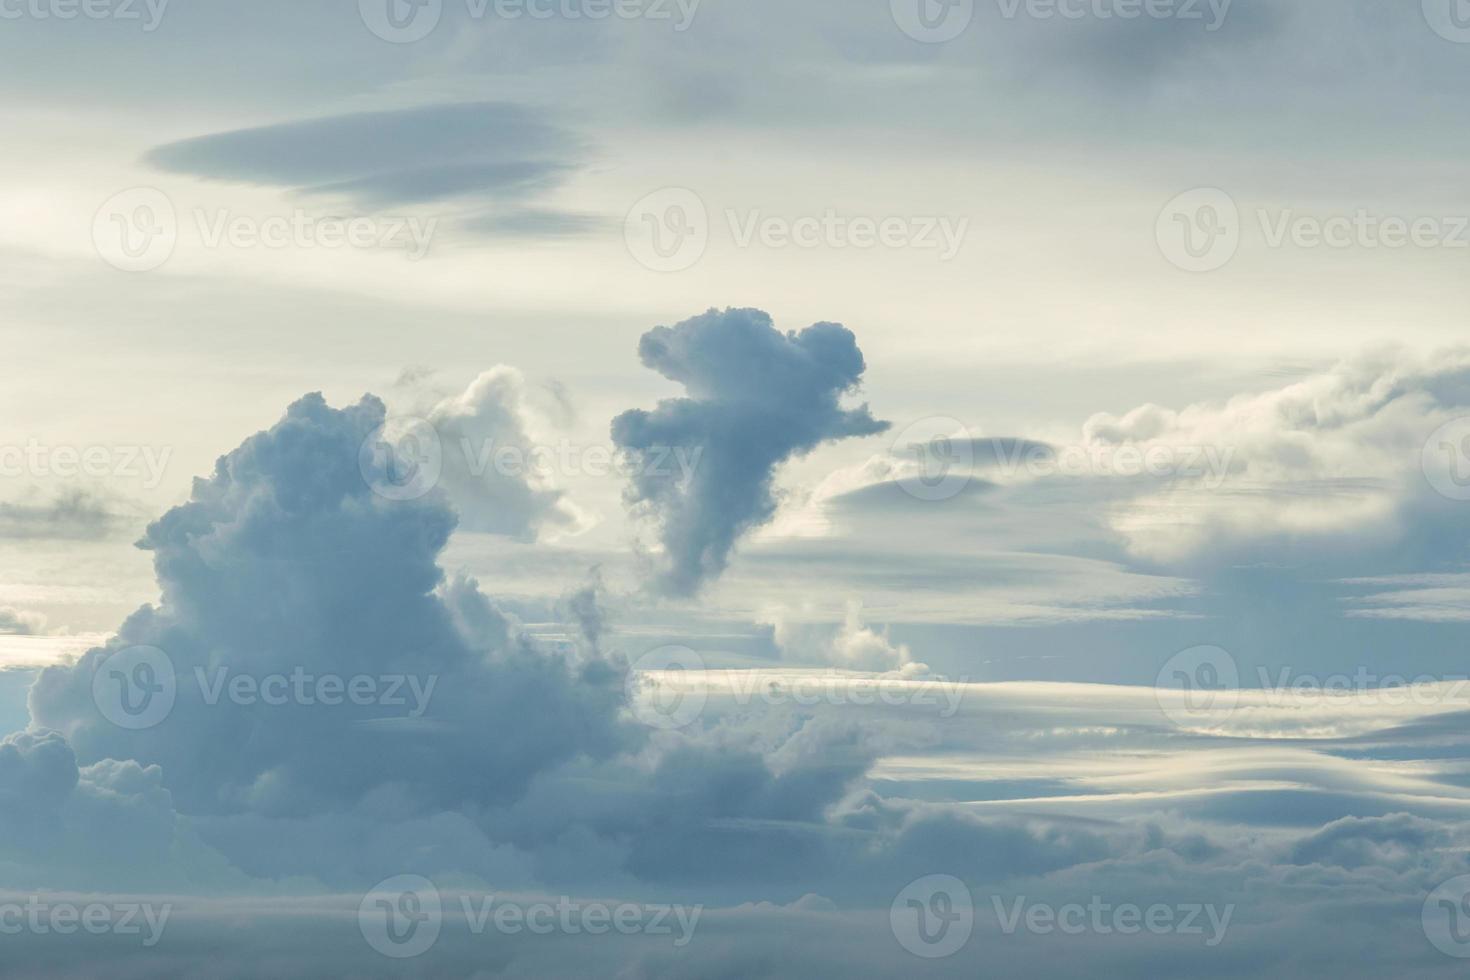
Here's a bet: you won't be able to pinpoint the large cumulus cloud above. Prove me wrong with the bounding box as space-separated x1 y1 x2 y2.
28 392 633 817
612 308 889 596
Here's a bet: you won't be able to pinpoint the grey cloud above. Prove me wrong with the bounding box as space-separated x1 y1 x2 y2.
28 392 633 818
0 488 131 540
612 308 889 596
424 366 587 540
0 608 45 636
145 102 583 210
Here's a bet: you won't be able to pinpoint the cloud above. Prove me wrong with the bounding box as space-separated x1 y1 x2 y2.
28 392 633 818
768 602 925 674
423 365 590 540
144 102 593 222
0 608 46 636
612 308 889 596
0 488 131 540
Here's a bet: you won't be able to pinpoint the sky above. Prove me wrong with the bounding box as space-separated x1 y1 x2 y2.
3 0 1470 976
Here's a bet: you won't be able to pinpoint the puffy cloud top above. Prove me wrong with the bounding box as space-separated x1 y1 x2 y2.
613 308 888 596
29 392 632 817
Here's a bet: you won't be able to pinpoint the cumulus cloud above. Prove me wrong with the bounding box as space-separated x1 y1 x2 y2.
28 392 633 819
612 308 889 596
424 365 590 540
768 602 925 675
1076 348 1470 566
